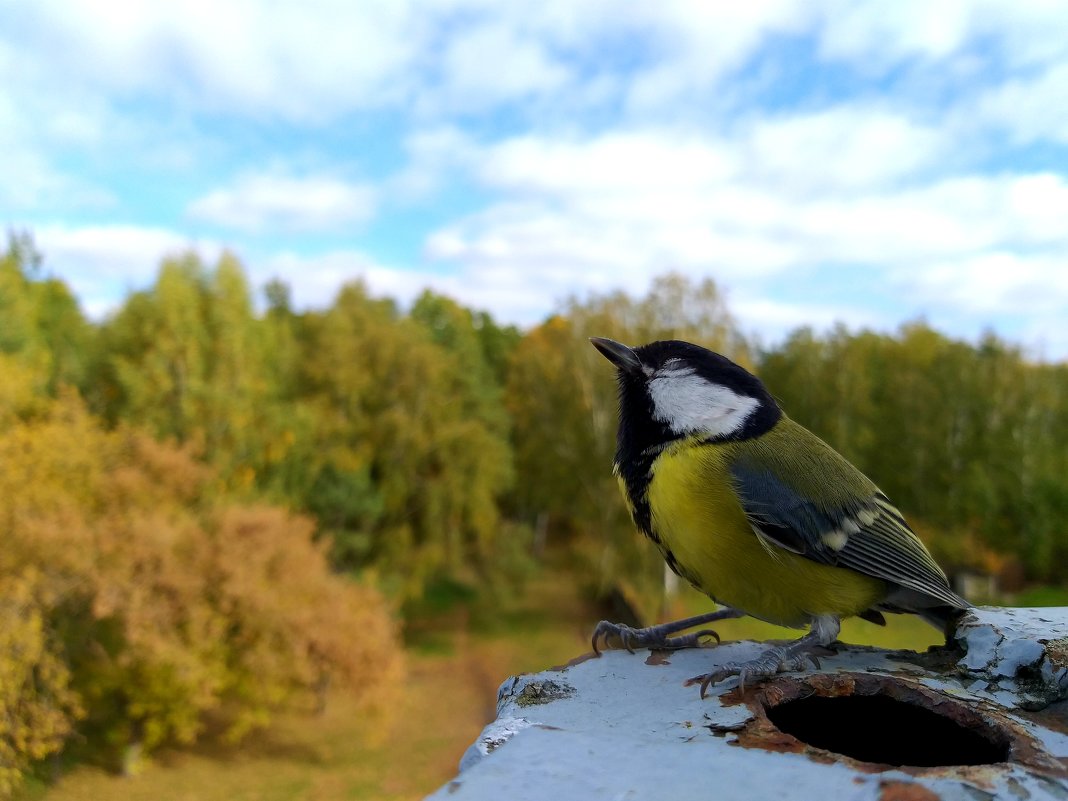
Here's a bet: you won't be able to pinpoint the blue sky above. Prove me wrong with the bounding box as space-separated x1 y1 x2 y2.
4 1 1068 356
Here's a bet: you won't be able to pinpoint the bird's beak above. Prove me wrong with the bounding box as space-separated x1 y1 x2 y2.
590 337 644 375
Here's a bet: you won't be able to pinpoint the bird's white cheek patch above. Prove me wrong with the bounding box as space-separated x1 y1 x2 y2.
648 369 760 437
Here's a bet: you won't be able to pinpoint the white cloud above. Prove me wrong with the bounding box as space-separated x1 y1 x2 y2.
477 131 739 193
972 62 1068 145
788 173 1068 264
887 255 1068 359
419 126 1068 344
7 0 1068 360
426 197 799 288
731 293 889 344
892 255 1068 316
621 0 815 112
187 175 376 233
0 145 79 213
0 53 212 212
817 0 973 64
1 1 614 123
817 0 1068 68
32 224 224 317
8 0 1068 129
0 95 114 213
471 106 952 208
390 126 479 201
5 1 418 122
426 21 572 112
742 108 949 193
259 248 558 323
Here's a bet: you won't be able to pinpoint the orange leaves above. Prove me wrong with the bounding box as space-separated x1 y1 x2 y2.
207 506 401 729
0 394 400 788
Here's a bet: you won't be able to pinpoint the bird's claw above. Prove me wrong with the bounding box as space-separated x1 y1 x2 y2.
688 628 723 647
685 648 822 698
591 621 638 654
591 621 721 655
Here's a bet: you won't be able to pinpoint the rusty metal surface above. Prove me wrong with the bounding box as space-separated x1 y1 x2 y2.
429 607 1068 801
721 673 1066 779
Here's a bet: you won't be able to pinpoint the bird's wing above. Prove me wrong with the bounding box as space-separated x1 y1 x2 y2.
728 457 966 609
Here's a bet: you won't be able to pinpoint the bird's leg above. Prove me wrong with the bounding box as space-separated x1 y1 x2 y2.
687 615 841 698
592 607 744 654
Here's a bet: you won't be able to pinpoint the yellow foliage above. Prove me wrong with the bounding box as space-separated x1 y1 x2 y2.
206 505 402 739
0 355 50 424
0 572 82 798
0 393 401 793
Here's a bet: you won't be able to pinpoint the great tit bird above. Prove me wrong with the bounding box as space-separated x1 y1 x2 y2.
589 337 968 694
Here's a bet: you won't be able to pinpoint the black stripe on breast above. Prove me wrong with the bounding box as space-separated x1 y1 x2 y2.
615 449 659 544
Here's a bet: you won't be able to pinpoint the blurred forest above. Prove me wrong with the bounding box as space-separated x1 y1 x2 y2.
3 231 1068 795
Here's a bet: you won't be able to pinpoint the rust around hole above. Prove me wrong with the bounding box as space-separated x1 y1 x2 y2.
719 672 1066 779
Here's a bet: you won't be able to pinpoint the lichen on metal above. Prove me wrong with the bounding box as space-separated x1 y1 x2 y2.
429 607 1068 801
509 678 576 707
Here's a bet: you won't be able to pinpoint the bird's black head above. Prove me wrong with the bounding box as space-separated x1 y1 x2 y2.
590 337 781 459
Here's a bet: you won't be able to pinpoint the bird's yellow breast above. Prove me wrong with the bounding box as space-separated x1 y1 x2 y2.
643 439 886 628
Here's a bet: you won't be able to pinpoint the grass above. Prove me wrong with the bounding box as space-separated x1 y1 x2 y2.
24 570 594 801
669 583 945 651
1012 585 1068 607
21 566 996 801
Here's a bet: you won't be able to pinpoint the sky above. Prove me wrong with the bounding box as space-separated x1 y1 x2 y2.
3 1 1068 357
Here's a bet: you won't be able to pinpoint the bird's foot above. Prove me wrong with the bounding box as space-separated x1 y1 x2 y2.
686 614 841 698
591 608 744 655
685 645 828 698
591 620 720 654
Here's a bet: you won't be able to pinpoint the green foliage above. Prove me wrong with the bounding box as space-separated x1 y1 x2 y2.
759 322 1068 582
1013 585 1068 607
98 252 279 493
409 290 512 439
0 232 93 395
294 283 514 598
98 263 521 603
0 232 42 355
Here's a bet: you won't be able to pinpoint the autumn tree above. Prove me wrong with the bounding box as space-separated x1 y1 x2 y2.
99 252 279 492
0 232 93 395
0 388 400 790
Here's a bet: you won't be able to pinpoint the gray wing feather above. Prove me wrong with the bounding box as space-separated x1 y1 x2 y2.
730 463 966 609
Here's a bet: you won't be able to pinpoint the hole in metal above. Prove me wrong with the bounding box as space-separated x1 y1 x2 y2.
766 693 1008 767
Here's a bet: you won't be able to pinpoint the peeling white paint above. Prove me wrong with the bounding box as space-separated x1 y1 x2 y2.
431 607 1068 801
458 716 535 772
955 606 1068 709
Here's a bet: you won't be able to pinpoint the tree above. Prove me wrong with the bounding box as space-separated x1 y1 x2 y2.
760 322 1068 584
0 390 401 786
101 252 278 492
0 231 93 395
296 283 515 598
